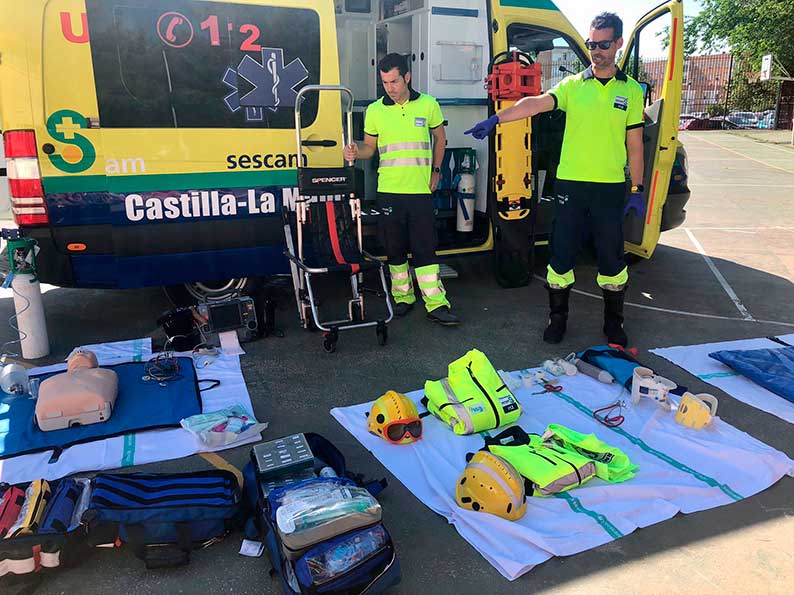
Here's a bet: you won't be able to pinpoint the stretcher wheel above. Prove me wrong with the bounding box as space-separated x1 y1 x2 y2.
376 322 388 346
323 329 339 353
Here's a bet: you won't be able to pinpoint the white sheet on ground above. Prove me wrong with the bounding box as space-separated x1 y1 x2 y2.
0 338 261 484
331 369 794 580
651 333 794 424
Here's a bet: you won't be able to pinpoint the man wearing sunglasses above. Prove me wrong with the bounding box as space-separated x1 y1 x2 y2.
465 12 644 347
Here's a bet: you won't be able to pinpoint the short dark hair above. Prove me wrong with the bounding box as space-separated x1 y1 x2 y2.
590 12 623 40
378 53 409 77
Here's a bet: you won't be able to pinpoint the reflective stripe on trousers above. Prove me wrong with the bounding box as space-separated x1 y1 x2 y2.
415 264 450 312
389 262 415 305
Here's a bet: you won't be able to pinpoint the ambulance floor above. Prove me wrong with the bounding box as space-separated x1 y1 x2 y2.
1 130 794 593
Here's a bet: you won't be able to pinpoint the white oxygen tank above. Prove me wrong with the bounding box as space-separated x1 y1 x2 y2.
11 273 50 360
456 173 476 233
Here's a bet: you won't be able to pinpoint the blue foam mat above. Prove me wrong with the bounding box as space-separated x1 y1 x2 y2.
0 358 201 460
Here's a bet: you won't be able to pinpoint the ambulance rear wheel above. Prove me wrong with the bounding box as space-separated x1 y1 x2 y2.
164 277 262 306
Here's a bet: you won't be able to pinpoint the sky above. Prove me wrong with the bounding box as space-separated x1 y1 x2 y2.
553 0 704 57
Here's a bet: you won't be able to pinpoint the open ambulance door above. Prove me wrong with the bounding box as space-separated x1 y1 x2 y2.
620 0 684 259
486 0 586 287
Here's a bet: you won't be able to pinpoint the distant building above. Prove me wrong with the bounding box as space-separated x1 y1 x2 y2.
643 53 732 114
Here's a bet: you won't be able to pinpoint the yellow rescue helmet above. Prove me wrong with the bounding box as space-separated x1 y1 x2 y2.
455 451 527 521
366 391 422 444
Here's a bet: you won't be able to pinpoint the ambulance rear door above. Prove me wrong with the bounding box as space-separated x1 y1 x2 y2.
620 0 684 258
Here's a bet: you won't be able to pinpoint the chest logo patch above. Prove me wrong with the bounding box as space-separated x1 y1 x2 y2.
614 96 628 111
414 117 427 127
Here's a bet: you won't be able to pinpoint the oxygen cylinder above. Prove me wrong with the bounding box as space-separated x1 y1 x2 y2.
5 236 49 360
456 173 476 233
11 273 50 360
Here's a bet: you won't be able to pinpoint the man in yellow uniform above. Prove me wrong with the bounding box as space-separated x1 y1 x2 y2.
344 53 460 326
465 12 644 346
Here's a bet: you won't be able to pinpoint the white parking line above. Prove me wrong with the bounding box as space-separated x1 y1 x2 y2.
684 227 755 321
532 275 794 328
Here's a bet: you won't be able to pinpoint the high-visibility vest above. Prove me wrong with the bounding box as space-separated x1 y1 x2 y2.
424 349 522 435
486 431 597 497
542 424 639 483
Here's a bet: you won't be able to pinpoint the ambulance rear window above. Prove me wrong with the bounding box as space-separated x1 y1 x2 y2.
86 0 321 129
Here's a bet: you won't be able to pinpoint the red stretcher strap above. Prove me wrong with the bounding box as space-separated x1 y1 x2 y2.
325 201 360 274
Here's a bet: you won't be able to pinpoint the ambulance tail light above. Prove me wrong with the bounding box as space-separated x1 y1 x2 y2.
3 130 49 225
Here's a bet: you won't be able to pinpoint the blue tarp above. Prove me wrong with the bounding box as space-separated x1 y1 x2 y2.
709 347 794 404
0 358 201 460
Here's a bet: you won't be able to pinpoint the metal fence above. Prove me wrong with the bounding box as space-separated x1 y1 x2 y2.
641 53 792 130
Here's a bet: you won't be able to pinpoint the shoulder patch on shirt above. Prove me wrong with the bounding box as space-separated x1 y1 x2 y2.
414 117 427 128
614 96 628 111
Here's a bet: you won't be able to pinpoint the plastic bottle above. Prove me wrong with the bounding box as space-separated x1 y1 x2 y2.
319 466 338 478
276 486 378 534
313 526 388 580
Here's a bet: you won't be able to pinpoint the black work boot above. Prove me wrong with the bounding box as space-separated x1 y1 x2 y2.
602 287 628 347
427 305 461 326
543 285 571 344
393 302 414 317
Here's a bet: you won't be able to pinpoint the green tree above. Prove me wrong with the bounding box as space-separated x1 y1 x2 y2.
692 0 794 73
657 16 701 58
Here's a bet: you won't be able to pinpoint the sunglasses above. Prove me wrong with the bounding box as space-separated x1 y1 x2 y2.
384 419 422 443
585 39 616 51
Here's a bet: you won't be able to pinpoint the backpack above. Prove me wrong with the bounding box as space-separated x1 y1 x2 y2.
0 478 92 582
82 470 242 569
243 433 401 595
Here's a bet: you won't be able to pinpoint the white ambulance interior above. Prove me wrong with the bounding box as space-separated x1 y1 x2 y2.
335 0 492 252
334 0 588 253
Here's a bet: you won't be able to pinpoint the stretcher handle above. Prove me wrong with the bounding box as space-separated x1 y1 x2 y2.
294 85 355 167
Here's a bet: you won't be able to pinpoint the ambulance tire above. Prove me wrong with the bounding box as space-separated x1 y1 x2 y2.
164 277 263 306
624 253 644 266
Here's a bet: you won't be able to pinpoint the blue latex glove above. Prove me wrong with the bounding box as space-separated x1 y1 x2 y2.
464 115 500 140
624 191 646 218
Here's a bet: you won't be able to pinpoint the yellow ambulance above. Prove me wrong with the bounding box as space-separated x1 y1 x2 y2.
0 0 686 301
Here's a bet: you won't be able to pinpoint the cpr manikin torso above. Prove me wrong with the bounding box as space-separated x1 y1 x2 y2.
35 350 119 431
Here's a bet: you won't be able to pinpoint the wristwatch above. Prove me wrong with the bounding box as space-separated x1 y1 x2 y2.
631 184 644 193
432 166 441 173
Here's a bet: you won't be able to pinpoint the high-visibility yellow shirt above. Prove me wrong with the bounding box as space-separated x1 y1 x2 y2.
549 66 645 184
364 90 444 194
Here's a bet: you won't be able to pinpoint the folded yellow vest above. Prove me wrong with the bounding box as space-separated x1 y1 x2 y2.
424 349 522 435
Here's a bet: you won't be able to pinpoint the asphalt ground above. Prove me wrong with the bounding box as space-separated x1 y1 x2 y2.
1 130 793 594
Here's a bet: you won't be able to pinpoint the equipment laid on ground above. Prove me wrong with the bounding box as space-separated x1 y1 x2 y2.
709 345 794 404
35 350 119 431
366 391 422 445
424 349 522 435
252 433 316 481
0 362 31 396
2 357 201 462
631 367 676 410
244 433 400 594
572 357 615 384
284 85 393 353
455 451 527 521
197 296 258 345
180 404 268 448
578 346 642 389
675 393 719 429
0 477 91 580
84 471 241 569
157 307 202 352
